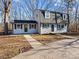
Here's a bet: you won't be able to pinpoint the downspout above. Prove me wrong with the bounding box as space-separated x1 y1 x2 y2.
55 12 57 32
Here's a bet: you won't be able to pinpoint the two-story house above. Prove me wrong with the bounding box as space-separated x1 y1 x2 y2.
34 9 69 34
11 9 69 34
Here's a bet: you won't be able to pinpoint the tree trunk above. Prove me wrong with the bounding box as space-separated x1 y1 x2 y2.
75 6 78 32
4 12 8 35
67 1 71 32
4 22 8 34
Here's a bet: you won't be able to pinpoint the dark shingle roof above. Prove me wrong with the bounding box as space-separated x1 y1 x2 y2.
35 9 68 14
13 20 37 23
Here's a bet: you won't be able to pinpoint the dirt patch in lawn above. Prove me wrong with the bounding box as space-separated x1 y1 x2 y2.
31 34 72 45
0 35 32 59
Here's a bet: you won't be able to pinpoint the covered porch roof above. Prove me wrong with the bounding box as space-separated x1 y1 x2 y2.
11 20 38 24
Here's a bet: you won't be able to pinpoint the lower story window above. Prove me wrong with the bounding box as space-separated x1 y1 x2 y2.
29 24 36 29
57 24 64 30
15 24 22 29
57 24 61 30
61 25 64 28
42 23 49 28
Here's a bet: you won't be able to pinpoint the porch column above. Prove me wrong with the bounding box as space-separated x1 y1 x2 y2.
54 24 57 32
23 24 24 33
28 24 29 30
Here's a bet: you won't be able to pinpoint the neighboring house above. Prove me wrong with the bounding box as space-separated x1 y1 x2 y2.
11 9 69 34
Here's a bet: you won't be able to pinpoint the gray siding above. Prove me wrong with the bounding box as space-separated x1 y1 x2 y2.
34 9 68 24
34 9 69 34
34 9 55 23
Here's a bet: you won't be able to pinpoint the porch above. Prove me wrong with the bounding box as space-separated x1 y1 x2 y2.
12 20 38 34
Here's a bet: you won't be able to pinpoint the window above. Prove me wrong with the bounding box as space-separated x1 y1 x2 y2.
15 24 22 29
63 14 67 20
57 24 61 30
45 11 50 18
17 24 21 28
64 15 65 19
57 24 64 30
41 11 45 17
56 13 62 20
61 25 64 28
65 24 66 26
29 24 36 29
52 13 55 20
42 24 49 28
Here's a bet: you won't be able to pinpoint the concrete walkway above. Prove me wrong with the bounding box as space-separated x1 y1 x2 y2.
24 35 43 49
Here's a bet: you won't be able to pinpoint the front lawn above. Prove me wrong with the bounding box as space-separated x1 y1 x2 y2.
0 35 32 59
31 34 72 45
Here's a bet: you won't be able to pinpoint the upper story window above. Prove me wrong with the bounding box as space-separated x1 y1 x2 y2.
45 11 50 18
56 13 62 20
63 14 67 20
52 13 55 20
41 11 45 17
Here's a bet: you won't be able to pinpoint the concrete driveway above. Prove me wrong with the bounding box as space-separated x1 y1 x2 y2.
11 35 79 59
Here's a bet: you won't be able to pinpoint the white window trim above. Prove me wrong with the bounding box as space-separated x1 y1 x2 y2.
45 11 50 18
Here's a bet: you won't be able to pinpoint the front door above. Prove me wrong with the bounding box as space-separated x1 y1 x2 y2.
51 25 54 31
24 24 28 32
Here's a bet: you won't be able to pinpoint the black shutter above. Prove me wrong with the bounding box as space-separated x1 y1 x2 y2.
15 24 16 29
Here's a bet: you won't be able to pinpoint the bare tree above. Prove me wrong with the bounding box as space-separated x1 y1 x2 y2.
75 5 78 32
63 0 75 32
0 0 12 34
